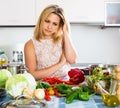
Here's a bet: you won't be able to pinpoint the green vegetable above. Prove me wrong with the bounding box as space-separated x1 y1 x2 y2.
36 82 51 89
36 82 43 89
78 92 89 101
66 90 78 104
92 67 102 75
22 72 37 89
41 82 51 89
65 85 94 103
80 85 93 95
5 72 37 98
56 83 72 94
0 69 12 88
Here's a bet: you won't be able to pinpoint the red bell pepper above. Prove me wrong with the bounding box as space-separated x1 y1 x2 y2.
44 89 51 101
42 77 68 85
68 68 85 84
54 89 61 97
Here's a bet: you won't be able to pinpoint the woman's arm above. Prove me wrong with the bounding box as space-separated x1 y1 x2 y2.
24 39 66 80
62 22 77 64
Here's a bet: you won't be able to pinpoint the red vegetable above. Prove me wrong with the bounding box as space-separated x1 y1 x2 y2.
54 89 61 97
68 68 85 84
44 89 51 101
42 77 67 85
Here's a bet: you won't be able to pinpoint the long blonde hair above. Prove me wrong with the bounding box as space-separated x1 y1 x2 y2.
34 4 70 43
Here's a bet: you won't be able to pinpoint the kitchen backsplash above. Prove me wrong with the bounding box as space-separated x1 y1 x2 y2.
0 24 120 64
0 43 24 63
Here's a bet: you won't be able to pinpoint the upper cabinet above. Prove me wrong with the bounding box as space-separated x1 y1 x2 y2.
105 0 120 26
0 0 35 26
0 0 104 26
35 0 104 24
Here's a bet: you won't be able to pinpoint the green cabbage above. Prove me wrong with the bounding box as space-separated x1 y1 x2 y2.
22 72 37 90
5 72 37 98
0 69 12 88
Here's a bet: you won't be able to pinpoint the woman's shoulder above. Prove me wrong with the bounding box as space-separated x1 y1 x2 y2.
24 39 34 49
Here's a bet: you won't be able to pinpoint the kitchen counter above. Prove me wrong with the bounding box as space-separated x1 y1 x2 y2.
0 63 119 108
1 95 120 108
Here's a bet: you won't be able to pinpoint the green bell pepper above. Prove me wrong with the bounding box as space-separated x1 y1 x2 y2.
79 92 89 101
66 90 78 104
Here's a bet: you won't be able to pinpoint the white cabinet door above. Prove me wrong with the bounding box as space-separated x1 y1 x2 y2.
0 0 35 26
35 0 104 23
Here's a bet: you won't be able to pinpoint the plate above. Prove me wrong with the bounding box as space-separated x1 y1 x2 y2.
1 98 47 108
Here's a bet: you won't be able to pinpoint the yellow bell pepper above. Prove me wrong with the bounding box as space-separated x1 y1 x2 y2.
48 87 54 95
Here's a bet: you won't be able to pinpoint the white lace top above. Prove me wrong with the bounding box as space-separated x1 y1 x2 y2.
32 38 71 78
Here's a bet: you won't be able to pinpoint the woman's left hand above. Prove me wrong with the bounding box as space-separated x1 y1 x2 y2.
62 22 68 34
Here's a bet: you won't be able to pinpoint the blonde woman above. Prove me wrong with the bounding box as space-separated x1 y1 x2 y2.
24 4 77 80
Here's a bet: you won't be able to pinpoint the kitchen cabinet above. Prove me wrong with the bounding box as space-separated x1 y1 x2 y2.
0 0 104 26
35 0 104 24
0 0 35 26
105 0 120 2
105 2 120 26
104 0 120 27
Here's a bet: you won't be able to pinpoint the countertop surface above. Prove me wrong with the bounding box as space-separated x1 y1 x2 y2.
1 95 120 108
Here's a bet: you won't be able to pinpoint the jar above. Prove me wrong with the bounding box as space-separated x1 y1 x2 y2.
0 51 8 65
7 63 20 75
102 93 119 107
7 63 28 75
18 64 28 74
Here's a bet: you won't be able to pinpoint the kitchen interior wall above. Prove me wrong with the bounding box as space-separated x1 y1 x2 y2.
0 24 120 64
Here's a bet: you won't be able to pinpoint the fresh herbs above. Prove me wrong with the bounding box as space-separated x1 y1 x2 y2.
87 66 115 94
87 67 114 82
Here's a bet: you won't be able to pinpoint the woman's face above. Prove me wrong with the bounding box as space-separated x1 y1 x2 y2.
42 13 61 38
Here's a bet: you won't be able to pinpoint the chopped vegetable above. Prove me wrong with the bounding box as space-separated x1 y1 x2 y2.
92 67 102 75
87 66 114 94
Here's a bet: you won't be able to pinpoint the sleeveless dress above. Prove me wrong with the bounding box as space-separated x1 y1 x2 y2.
32 37 71 79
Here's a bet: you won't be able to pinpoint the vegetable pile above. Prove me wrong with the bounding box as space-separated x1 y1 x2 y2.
42 77 68 85
42 68 85 85
52 83 93 104
0 68 92 104
36 82 94 103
